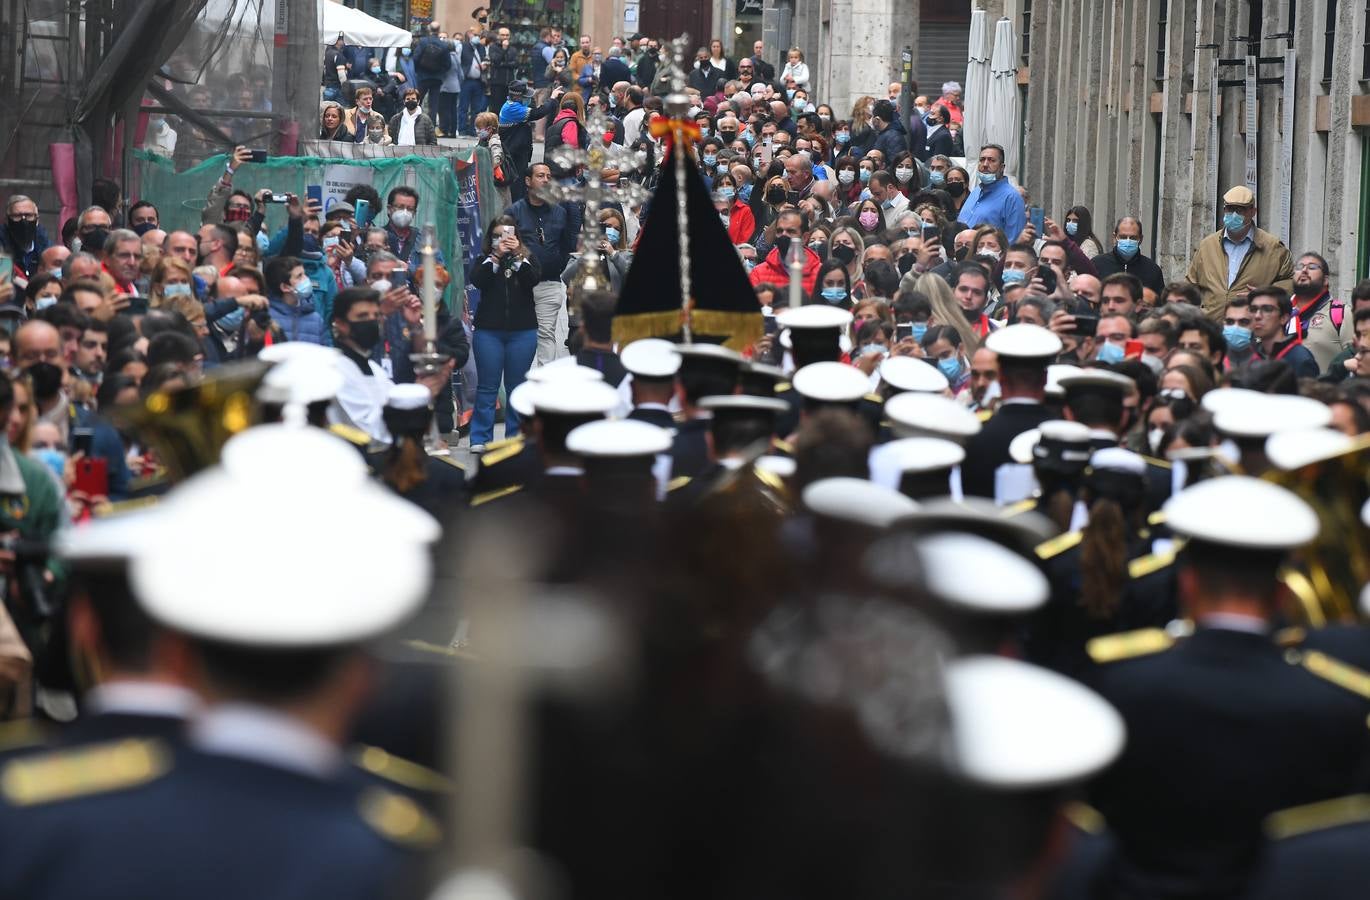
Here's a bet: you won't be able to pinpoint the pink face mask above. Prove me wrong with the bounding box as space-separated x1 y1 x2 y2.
859 211 879 230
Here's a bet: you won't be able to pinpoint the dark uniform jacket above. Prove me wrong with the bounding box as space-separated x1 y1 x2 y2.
960 401 1052 499
1087 626 1370 898
669 417 712 479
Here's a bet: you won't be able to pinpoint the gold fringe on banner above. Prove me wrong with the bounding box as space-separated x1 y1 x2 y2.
612 310 684 347
613 310 764 353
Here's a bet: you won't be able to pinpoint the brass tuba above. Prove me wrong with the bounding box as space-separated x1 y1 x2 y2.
1265 434 1370 626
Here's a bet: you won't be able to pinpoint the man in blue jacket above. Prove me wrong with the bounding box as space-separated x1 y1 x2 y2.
264 256 328 345
507 162 581 365
0 196 50 281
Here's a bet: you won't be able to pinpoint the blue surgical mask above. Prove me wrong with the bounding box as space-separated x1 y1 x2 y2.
859 343 888 358
218 306 246 331
1223 324 1252 351
836 131 850 144
742 130 756 145
1096 341 1125 364
1115 237 1140 259
937 356 962 380
48 268 63 280
163 282 192 297
371 66 381 74
1223 212 1246 235
820 286 847 304
1065 221 1078 236
719 187 735 201
738 183 753 202
32 448 66 481
978 171 997 186
928 170 945 186
786 89 795 100
703 153 717 166
910 322 928 343
35 295 58 311
292 276 315 299
1001 269 1026 285
858 169 871 183
605 226 621 244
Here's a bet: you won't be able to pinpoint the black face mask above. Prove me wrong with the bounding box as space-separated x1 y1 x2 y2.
765 187 787 205
131 222 158 237
6 218 35 246
944 182 966 199
347 319 382 352
719 130 736 143
26 362 63 399
831 243 855 265
897 254 916 276
773 235 792 260
404 99 419 110
79 227 108 252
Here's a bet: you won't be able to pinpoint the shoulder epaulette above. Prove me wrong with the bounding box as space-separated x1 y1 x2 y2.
1000 498 1038 518
976 409 993 422
863 392 884 405
1266 793 1370 840
481 434 523 453
1285 648 1370 700
752 466 784 491
479 437 526 467
1128 549 1177 580
351 745 453 794
328 423 372 447
1087 628 1175 664
775 382 792 393
358 787 442 848
667 475 692 493
0 738 170 806
1275 626 1307 648
1062 801 1107 835
1146 510 1167 527
1140 454 1172 470
470 484 523 507
1034 530 1083 560
771 439 795 455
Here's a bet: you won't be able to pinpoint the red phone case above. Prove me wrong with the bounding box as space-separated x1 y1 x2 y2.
73 457 109 498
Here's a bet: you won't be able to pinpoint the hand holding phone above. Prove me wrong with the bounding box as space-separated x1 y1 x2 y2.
1029 206 1045 236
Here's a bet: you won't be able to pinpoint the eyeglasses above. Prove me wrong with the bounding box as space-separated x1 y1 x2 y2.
8 213 38 222
1249 304 1281 316
1293 262 1324 272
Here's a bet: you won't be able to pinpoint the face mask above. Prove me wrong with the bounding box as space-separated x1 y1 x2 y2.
477 128 491 140
753 156 765 171
719 187 735 202
786 89 795 100
1148 427 1166 455
720 213 730 227
163 282 192 298
605 226 621 244
348 319 382 352
371 279 392 294
743 130 756 145
859 343 888 358
819 114 831 124
979 249 1001 262
80 228 109 252
608 95 618 108
910 322 928 343
859 211 879 230
937 356 962 380
371 66 381 74
7 218 36 246
26 361 63 399
402 48 412 57
703 154 717 166
978 171 997 186
48 268 62 280
1096 341 1125 365
837 170 855 186
945 181 966 199
1001 269 1026 285
821 286 847 304
832 243 855 265
897 254 915 276
405 99 419 110
895 167 914 183
390 208 414 229
35 294 58 311
773 235 792 260
322 235 340 250
33 448 66 481
928 171 945 187
915 105 927 116
1223 324 1252 351
1115 237 1140 259
858 168 872 183
369 129 385 141
738 183 753 203
881 199 897 210
1223 212 1246 234
1065 221 1079 236
836 131 850 144
292 276 315 299
766 187 787 204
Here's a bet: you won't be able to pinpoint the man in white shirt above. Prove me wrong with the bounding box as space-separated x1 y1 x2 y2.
329 287 396 442
621 86 647 145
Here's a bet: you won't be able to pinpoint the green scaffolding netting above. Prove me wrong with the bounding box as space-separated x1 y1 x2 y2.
134 147 499 310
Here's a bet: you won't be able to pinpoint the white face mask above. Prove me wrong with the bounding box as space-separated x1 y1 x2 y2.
1148 427 1165 454
389 208 414 229
838 170 855 185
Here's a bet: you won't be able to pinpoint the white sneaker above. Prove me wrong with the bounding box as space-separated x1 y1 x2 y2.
470 444 487 453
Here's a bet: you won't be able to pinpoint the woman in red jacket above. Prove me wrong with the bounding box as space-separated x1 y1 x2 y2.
713 174 756 244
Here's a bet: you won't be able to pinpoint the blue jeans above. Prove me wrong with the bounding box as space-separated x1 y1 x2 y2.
322 85 343 102
471 327 538 445
457 80 486 134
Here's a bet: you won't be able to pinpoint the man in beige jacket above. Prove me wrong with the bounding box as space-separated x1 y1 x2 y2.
1184 185 1294 322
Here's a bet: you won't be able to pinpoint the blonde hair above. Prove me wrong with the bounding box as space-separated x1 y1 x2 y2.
916 272 980 354
850 95 875 132
8 375 33 453
149 256 193 309
474 111 499 130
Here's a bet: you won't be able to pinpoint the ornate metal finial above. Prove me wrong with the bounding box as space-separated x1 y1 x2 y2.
661 34 691 100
